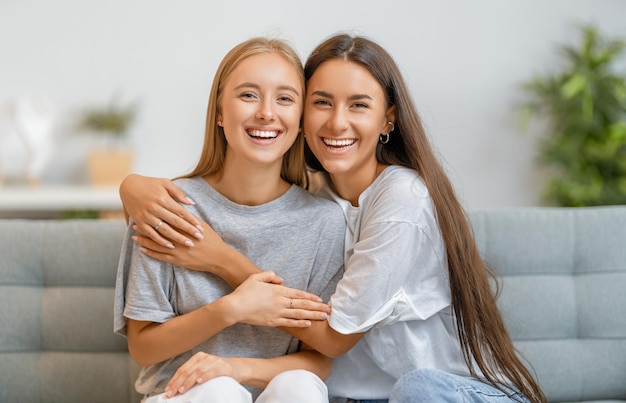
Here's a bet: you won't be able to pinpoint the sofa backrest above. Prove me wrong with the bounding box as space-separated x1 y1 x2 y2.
3 208 625 402
0 219 141 403
469 207 626 402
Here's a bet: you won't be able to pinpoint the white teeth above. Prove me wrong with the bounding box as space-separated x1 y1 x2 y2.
323 138 356 147
248 130 278 138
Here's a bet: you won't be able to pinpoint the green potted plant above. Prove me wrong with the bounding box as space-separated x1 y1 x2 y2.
520 24 626 206
77 97 139 186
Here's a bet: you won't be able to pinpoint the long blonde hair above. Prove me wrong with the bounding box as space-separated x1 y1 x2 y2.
185 37 308 188
305 34 546 403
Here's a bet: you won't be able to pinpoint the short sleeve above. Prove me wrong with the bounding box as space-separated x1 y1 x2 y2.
113 226 176 336
327 171 451 335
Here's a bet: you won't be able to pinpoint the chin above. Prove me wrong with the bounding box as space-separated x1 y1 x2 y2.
318 161 351 176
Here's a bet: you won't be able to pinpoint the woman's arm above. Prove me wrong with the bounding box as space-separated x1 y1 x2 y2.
281 321 365 358
132 220 261 288
120 174 204 247
163 343 332 398
120 175 359 354
126 271 330 367
133 224 365 356
120 173 265 287
121 174 276 288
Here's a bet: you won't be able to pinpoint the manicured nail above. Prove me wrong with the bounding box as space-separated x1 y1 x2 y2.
195 232 204 240
165 389 172 397
195 224 204 233
186 197 196 205
185 240 195 247
132 236 138 242
178 386 186 393
166 242 174 249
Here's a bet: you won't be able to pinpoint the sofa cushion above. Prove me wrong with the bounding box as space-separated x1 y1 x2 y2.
470 207 626 402
0 219 141 403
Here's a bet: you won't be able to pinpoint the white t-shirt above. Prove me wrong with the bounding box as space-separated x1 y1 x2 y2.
321 166 472 400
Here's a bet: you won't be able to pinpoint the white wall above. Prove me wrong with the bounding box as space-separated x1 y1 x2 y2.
1 0 625 209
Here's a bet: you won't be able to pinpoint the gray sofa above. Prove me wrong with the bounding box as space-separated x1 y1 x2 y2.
0 219 141 403
1 207 625 402
470 207 626 403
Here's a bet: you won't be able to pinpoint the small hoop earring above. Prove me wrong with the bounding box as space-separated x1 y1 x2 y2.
379 121 394 144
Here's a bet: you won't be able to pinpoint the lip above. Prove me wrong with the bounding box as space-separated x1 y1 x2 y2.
246 127 283 143
320 136 357 153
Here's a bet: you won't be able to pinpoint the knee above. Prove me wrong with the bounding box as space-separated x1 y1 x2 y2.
390 369 458 403
259 370 328 403
144 377 251 403
395 368 448 387
269 369 325 389
187 376 251 403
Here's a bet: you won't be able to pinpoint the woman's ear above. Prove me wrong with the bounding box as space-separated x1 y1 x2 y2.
386 105 396 127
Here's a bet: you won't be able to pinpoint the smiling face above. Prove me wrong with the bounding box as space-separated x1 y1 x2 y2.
304 59 395 196
218 52 303 170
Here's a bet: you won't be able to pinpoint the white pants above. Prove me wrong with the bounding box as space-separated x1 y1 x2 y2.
144 369 328 403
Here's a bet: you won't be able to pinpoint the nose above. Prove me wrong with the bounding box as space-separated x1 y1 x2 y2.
326 108 348 133
255 99 275 121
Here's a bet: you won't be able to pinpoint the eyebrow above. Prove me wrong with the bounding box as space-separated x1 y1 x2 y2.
235 82 300 96
311 90 373 101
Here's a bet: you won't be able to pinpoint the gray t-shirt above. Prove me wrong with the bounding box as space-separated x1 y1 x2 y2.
114 177 346 397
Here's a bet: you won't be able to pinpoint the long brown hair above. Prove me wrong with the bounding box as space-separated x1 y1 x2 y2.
184 37 308 188
304 33 546 403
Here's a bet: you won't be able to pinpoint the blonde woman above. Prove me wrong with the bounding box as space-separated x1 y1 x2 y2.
114 37 345 403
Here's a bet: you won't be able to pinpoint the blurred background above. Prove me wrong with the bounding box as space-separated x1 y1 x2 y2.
1 0 625 215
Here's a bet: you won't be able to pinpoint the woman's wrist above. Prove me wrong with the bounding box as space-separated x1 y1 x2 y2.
206 296 239 329
211 245 262 288
227 357 251 385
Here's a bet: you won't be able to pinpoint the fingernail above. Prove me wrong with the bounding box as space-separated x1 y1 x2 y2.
166 243 175 249
186 197 196 205
132 236 138 242
178 386 186 393
195 224 204 233
195 232 204 240
165 389 172 397
185 240 195 247
196 378 203 384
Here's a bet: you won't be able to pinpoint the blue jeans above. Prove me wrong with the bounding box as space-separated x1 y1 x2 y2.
389 369 530 403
